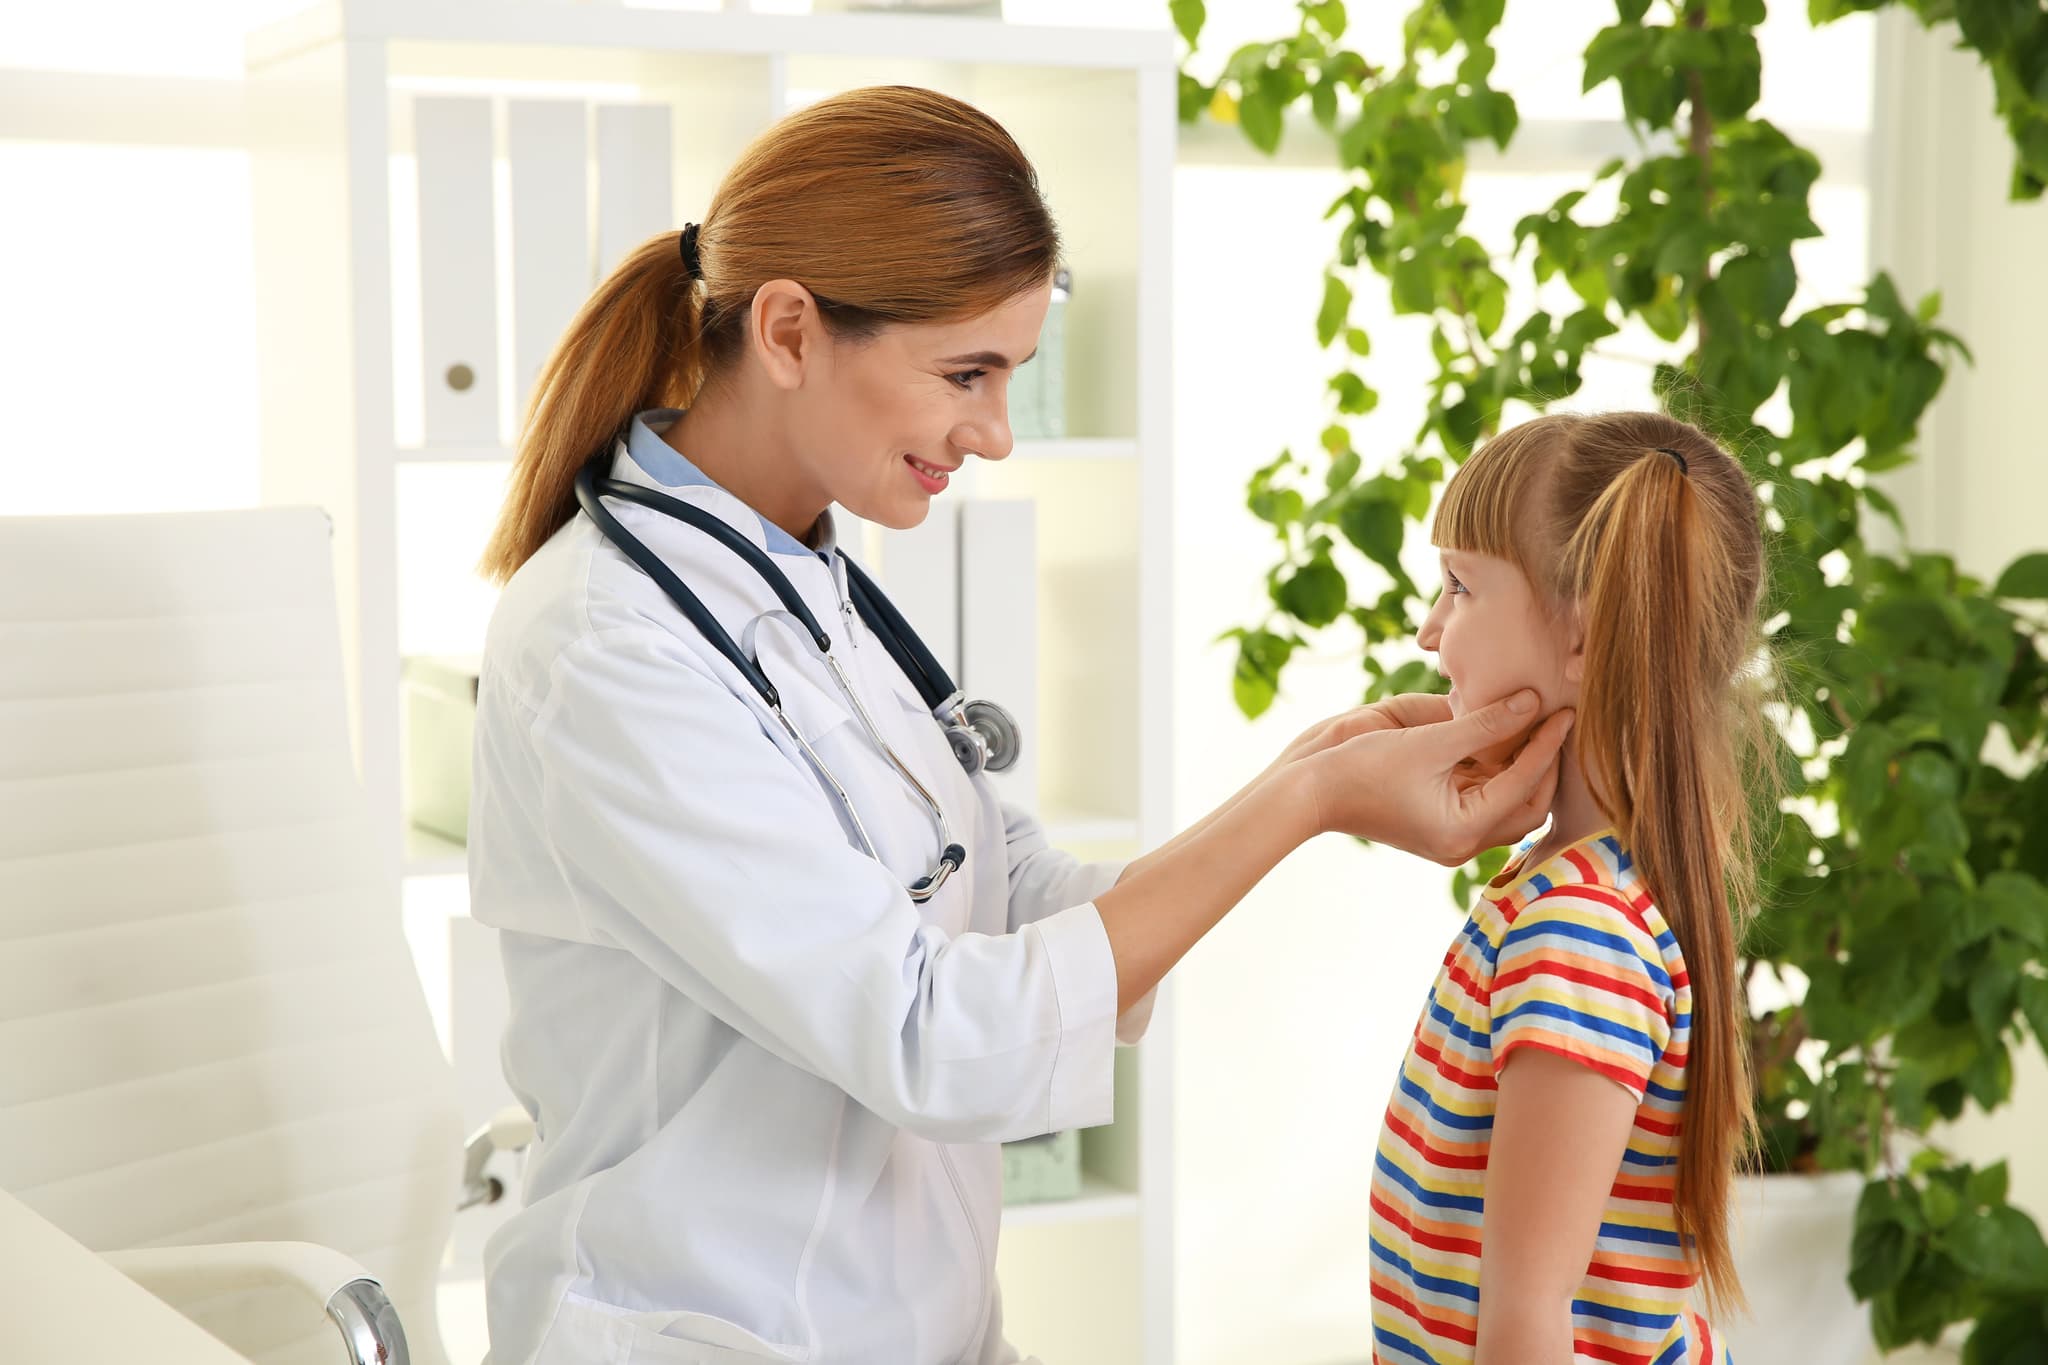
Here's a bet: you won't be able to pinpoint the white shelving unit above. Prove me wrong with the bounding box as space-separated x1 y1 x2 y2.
245 4 1176 1362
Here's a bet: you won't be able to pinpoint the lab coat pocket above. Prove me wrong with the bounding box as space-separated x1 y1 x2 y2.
766 659 943 884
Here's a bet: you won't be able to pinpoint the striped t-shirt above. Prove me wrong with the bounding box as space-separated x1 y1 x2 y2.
1368 830 1730 1364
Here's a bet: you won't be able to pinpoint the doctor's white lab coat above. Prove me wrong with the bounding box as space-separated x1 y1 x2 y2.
467 412 1151 1365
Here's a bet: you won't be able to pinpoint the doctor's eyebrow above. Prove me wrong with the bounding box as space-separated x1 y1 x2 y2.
939 349 1038 369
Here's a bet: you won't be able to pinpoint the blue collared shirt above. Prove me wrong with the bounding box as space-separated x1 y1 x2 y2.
626 409 818 558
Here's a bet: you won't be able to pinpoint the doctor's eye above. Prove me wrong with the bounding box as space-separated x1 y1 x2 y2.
945 369 987 390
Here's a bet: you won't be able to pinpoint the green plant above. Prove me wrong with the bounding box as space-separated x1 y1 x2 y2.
1173 0 2048 1353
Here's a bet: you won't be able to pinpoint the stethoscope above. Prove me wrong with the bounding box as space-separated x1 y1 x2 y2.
573 463 1022 902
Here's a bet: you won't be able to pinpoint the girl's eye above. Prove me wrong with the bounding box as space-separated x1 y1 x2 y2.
946 369 987 390
1446 571 1468 595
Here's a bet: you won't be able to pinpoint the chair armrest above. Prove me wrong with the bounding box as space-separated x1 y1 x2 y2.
459 1103 537 1212
103 1243 408 1365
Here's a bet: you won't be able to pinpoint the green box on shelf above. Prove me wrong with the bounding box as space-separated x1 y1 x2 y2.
403 655 481 846
1000 1129 1081 1206
1008 268 1069 441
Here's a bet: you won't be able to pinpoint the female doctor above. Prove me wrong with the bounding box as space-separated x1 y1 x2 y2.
468 85 1573 1365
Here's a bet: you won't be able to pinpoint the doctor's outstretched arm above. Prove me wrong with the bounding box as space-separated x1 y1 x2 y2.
1094 690 1573 1016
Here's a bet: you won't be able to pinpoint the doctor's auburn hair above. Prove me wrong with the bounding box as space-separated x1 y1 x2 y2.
1434 411 1777 1319
480 84 1061 583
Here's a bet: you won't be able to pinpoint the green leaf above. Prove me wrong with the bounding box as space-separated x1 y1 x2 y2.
1169 0 1205 48
1276 555 1349 627
1305 0 1346 41
1849 1216 1916 1299
1317 273 1353 347
1230 628 1294 719
1994 553 2048 599
1345 326 1373 356
1390 255 1435 314
1583 23 1656 94
1239 81 1286 154
1969 1162 2012 1210
1330 371 1380 415
1325 448 1361 491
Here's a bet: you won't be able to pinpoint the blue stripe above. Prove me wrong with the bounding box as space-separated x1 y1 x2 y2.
1374 1150 1485 1214
1501 918 1673 989
1572 1297 1684 1330
1458 915 1500 966
1495 998 1658 1058
1647 1078 1686 1104
1598 1219 1685 1248
1372 1325 1447 1365
1424 991 1493 1050
1368 1235 1482 1303
1654 1335 1691 1365
1394 1069 1496 1134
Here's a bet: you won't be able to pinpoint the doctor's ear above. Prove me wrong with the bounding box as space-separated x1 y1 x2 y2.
749 279 825 390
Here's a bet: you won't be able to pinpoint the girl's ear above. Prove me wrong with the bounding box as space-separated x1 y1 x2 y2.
1562 599 1588 686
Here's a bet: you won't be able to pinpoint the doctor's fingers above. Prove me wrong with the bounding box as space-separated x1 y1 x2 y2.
1367 692 1455 732
1415 689 1550 768
1448 711 1576 861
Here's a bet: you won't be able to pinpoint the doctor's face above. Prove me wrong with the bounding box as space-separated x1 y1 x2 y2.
796 281 1052 530
1416 547 1583 725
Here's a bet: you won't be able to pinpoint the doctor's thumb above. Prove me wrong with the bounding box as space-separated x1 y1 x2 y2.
1436 689 1545 756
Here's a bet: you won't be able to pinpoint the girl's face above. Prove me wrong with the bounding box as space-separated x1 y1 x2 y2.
1417 547 1585 721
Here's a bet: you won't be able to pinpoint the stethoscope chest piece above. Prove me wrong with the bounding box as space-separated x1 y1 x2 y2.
948 697 1020 776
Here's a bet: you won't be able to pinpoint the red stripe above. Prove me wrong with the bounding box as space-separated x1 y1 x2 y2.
1384 1108 1489 1171
1368 1190 1483 1258
1494 957 1667 1013
1496 1037 1646 1092
1369 1282 1478 1347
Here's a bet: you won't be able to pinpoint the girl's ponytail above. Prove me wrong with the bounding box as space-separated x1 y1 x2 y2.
1561 438 1764 1317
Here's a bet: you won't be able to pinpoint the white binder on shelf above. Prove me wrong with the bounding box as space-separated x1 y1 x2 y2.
959 499 1038 811
414 96 500 446
872 502 961 684
596 103 674 277
508 99 591 417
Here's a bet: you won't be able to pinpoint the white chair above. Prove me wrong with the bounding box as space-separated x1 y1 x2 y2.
0 508 521 1365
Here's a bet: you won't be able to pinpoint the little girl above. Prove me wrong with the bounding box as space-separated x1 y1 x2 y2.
1368 412 1770 1364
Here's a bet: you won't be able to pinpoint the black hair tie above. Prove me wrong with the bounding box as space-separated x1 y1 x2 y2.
1655 445 1689 474
679 223 703 280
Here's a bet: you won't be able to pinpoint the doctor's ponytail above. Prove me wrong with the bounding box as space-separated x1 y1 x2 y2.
481 85 1061 584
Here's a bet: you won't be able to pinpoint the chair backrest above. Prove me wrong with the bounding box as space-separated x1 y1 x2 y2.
0 509 461 1365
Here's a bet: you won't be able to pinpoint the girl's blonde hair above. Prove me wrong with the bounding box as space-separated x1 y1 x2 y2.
1435 411 1772 1315
480 85 1061 584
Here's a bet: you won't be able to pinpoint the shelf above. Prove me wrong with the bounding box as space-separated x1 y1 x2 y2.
1001 1175 1140 1229
406 824 469 878
249 0 1176 74
388 437 1138 465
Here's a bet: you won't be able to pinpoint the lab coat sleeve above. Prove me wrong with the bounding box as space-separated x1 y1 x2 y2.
528 626 1119 1144
1000 803 1156 1045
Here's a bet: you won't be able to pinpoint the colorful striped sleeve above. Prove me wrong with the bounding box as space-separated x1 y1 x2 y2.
1488 887 1674 1099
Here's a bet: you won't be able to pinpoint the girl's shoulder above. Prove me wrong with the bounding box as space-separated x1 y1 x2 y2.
1477 828 1675 958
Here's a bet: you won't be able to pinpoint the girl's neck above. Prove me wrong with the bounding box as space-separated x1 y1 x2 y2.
1522 742 1609 868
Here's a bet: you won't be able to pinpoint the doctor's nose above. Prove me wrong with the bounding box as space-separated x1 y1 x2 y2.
955 410 1013 463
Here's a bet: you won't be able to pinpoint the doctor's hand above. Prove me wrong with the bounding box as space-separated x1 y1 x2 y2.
1299 689 1574 865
